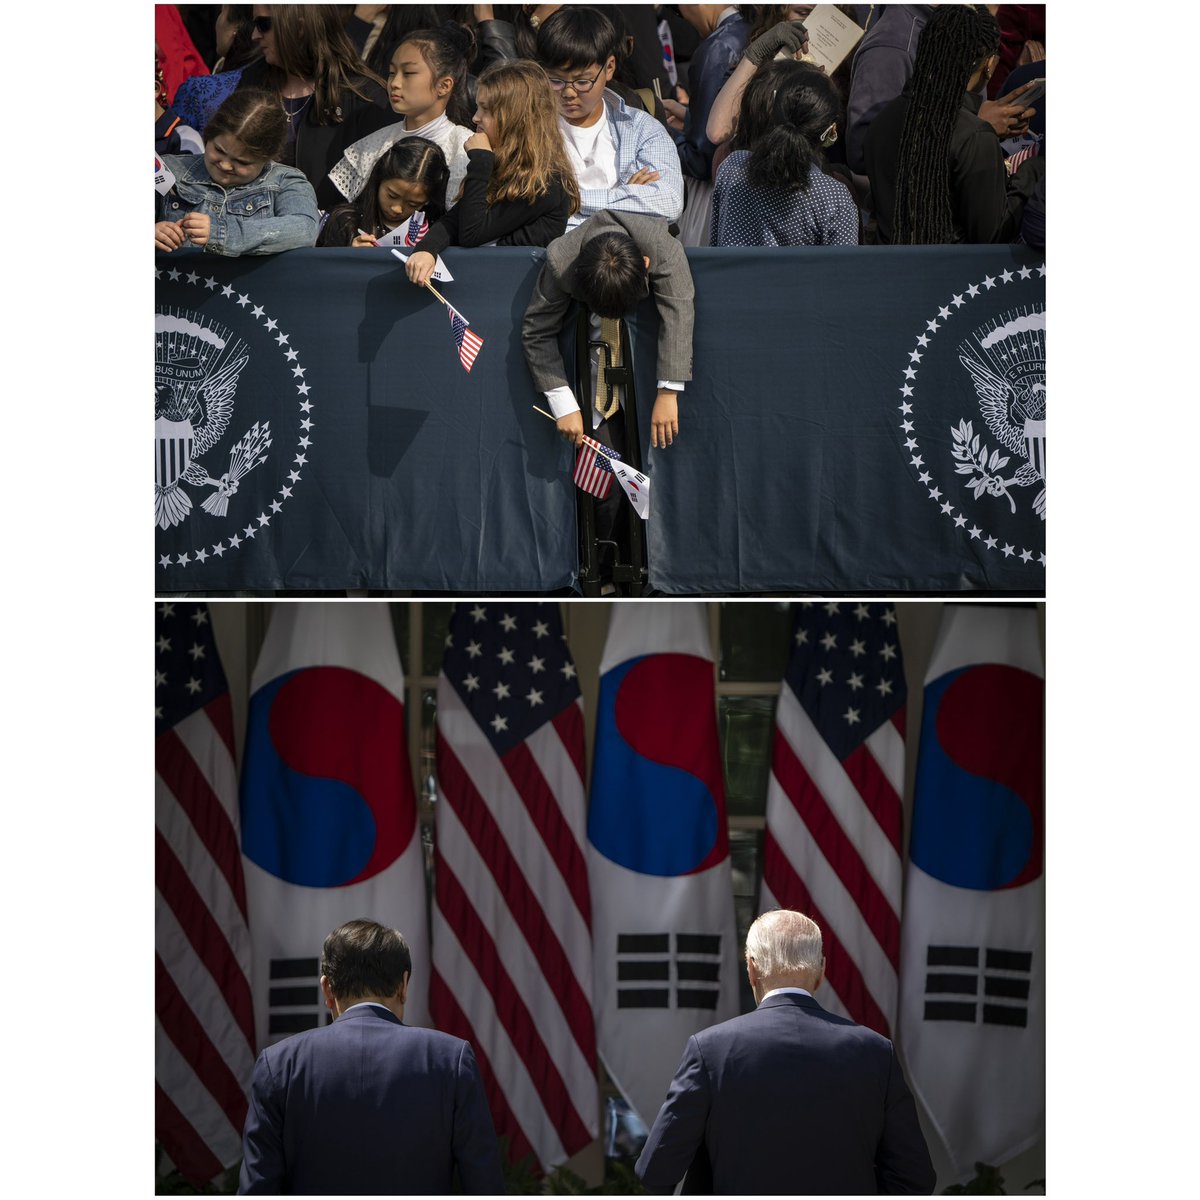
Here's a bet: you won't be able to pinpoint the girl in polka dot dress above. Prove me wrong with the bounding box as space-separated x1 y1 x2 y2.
710 61 859 248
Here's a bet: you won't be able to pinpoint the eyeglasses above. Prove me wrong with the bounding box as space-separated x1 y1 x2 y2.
546 65 605 94
253 16 272 33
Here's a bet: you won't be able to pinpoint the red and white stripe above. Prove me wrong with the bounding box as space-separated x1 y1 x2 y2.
761 684 905 1036
432 682 597 1170
155 690 255 1182
573 436 615 499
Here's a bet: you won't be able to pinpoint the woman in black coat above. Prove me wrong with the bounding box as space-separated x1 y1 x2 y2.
238 4 394 207
864 5 1043 245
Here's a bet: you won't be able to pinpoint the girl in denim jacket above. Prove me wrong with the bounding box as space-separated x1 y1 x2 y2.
155 89 320 256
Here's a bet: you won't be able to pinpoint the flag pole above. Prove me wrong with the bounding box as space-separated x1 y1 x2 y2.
424 281 451 307
532 406 558 422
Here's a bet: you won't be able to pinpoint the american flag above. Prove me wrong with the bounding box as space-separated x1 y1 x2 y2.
760 602 906 1036
432 603 597 1171
155 602 255 1183
448 309 484 372
404 209 429 246
574 434 621 498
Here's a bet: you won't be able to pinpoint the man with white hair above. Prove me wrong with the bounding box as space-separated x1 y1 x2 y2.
635 909 935 1194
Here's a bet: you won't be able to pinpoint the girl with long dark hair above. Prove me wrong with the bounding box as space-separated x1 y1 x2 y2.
710 60 857 246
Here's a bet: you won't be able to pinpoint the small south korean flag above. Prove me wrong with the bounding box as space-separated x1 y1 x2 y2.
155 155 176 195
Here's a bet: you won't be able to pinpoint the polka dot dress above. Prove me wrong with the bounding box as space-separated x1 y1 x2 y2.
710 150 859 247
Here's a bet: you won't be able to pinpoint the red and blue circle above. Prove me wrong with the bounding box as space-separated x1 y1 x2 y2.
910 663 1044 891
588 654 729 876
240 667 415 887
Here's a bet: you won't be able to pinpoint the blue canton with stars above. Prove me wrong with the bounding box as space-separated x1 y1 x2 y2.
443 603 581 756
156 602 227 731
785 603 907 762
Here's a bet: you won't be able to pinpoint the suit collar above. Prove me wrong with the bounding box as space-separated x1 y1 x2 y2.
757 991 824 1014
335 1002 404 1026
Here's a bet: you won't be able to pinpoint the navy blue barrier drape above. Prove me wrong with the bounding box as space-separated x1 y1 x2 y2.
155 245 1045 593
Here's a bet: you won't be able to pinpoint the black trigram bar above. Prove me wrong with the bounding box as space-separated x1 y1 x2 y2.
985 976 1031 1000
677 961 720 982
269 985 319 1006
925 973 978 995
677 988 720 1010
983 1004 1028 1027
924 1001 977 1022
985 948 1032 972
618 989 669 1008
927 946 979 968
618 960 669 981
270 957 319 978
676 934 721 955
269 1012 322 1034
618 934 669 953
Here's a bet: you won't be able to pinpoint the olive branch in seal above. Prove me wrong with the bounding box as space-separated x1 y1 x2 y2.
950 419 1017 513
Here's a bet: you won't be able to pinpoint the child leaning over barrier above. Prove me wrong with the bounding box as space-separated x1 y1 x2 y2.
155 88 320 256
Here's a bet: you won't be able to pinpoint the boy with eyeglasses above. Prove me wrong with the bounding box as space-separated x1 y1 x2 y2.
536 7 684 228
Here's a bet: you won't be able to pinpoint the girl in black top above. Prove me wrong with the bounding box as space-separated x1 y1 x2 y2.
404 59 580 285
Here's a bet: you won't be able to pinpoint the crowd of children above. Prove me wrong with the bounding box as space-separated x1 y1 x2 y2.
155 4 1045 260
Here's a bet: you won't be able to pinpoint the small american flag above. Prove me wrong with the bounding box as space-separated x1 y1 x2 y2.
448 309 484 372
404 209 429 246
574 434 621 498
1005 143 1040 174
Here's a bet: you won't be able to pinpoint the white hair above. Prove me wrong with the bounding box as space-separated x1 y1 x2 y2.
745 909 824 977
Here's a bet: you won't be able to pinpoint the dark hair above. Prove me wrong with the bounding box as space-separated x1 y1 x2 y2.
732 60 841 192
203 88 288 161
362 5 447 78
319 137 450 244
259 5 386 123
536 6 620 72
220 6 261 73
395 24 476 128
573 232 649 318
320 919 412 1002
893 4 1001 244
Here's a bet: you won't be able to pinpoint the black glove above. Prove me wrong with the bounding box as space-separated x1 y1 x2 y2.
744 19 809 68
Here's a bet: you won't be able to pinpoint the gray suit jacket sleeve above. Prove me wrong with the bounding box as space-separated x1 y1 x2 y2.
452 1041 506 1195
634 1035 712 1193
875 1045 937 1194
521 211 694 395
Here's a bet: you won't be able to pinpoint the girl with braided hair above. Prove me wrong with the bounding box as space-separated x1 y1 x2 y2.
863 4 1044 245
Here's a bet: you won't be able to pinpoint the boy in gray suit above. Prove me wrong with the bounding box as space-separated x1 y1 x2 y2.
522 210 694 568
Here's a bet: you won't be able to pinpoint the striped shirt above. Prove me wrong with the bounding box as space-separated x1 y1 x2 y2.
569 91 684 228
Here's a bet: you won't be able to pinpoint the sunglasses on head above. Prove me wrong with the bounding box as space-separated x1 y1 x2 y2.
253 15 272 33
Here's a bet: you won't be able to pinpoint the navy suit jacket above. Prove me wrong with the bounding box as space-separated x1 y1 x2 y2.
238 1004 504 1195
635 992 936 1195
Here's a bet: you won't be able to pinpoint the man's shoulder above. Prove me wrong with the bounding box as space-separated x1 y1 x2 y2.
263 1015 470 1062
695 999 894 1052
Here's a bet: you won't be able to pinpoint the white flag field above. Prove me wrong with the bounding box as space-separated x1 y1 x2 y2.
587 603 739 1126
239 602 430 1050
898 604 1045 1178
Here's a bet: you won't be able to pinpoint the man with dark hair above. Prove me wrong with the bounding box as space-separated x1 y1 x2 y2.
238 919 503 1195
536 7 684 227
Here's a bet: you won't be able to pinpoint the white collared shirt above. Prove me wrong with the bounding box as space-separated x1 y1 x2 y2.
759 987 813 1004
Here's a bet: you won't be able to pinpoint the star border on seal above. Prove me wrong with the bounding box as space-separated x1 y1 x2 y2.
155 268 316 569
897 261 1047 569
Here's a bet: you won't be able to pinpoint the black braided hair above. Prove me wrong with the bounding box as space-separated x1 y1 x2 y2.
892 5 1000 244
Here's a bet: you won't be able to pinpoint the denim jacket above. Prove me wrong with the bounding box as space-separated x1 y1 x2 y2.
156 154 320 256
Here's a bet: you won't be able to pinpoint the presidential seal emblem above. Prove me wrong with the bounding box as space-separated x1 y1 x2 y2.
896 263 1045 569
154 266 316 572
